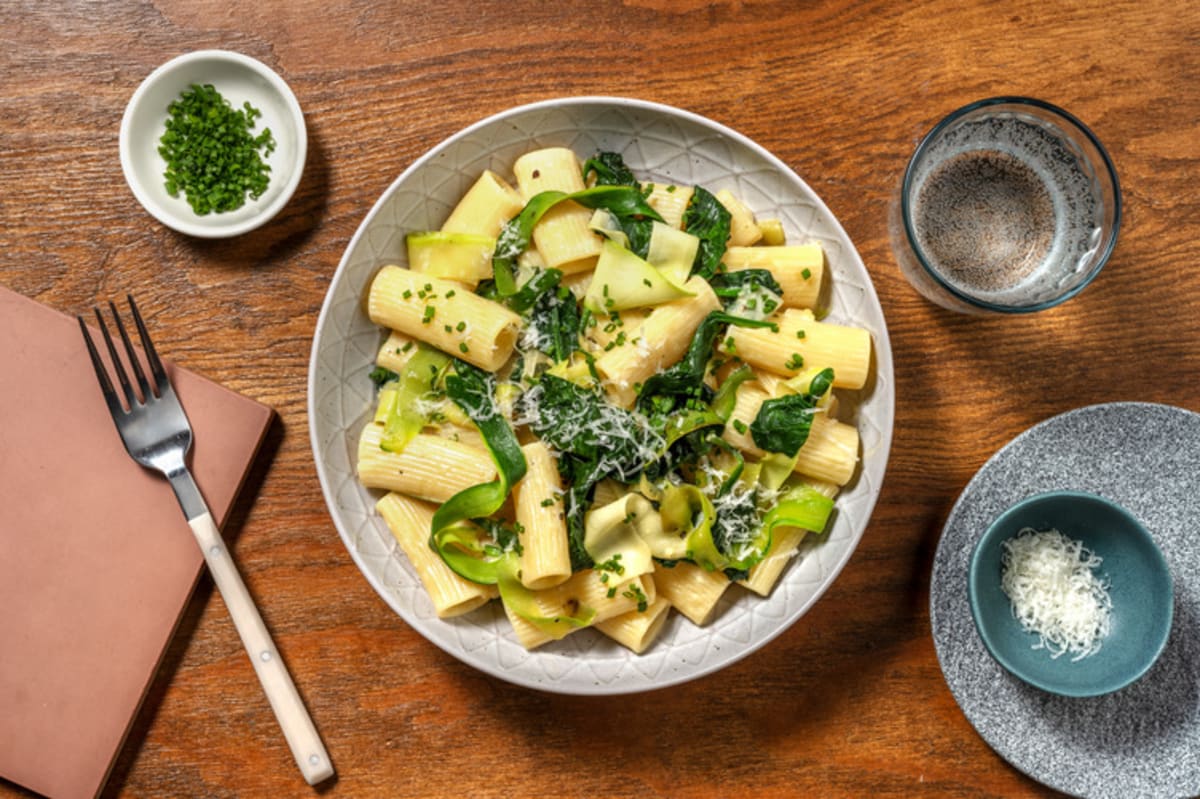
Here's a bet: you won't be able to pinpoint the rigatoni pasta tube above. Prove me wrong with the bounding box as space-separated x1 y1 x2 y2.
440 169 524 238
358 425 496 503
595 277 721 406
655 561 730 626
792 415 859 486
367 266 521 371
513 147 601 273
594 595 672 654
585 308 647 355
723 245 824 310
513 442 572 590
714 189 763 247
375 330 417 374
726 308 871 390
722 384 860 486
504 573 654 650
376 492 498 618
431 421 488 452
739 527 807 597
645 183 694 230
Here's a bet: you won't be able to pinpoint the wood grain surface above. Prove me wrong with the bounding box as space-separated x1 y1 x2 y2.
2 1 1198 797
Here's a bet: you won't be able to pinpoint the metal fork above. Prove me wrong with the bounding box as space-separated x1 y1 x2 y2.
79 296 334 786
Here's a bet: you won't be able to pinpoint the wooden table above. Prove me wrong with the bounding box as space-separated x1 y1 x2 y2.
2 1 1197 796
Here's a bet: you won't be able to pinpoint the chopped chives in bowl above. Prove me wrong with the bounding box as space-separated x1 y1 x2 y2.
158 83 276 215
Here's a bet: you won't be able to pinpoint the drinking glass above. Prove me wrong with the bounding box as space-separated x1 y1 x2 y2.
891 97 1121 314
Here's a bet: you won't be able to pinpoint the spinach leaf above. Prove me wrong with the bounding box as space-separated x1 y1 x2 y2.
749 367 836 456
682 186 731 280
619 217 655 259
525 374 663 569
484 268 580 363
368 365 399 388
636 311 777 418
582 152 639 187
530 375 655 484
528 283 581 362
581 154 656 253
709 269 784 315
505 267 562 314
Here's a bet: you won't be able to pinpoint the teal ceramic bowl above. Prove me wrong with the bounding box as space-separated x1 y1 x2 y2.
969 491 1173 697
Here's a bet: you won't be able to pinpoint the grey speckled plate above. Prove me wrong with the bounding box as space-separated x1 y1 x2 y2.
931 402 1200 799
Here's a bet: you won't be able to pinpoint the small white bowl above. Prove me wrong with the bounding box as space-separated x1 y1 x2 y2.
119 50 307 238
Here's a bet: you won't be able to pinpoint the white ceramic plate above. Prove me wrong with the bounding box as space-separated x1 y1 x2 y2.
308 97 894 694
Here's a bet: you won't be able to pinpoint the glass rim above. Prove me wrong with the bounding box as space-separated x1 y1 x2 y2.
900 96 1122 314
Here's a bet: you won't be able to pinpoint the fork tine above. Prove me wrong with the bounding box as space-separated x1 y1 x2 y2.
78 315 124 415
94 305 139 409
127 294 169 392
109 298 155 400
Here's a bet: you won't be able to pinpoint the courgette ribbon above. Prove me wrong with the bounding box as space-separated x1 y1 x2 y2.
762 484 836 538
682 367 835 575
428 362 525 584
686 479 835 574
493 186 663 296
378 346 451 453
428 362 593 635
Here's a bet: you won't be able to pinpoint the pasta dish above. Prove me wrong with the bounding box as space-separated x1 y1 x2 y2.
355 146 872 653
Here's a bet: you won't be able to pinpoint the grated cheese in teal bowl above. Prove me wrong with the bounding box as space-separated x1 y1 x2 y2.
969 490 1173 697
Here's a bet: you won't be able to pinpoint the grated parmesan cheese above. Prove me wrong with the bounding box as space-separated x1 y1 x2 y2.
999 527 1112 661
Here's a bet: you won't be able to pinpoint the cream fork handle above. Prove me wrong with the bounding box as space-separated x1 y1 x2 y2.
188 511 334 786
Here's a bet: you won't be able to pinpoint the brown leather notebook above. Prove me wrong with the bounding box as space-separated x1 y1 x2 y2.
0 286 275 799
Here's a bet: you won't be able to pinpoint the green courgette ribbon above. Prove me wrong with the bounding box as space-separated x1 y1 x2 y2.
378 347 451 453
492 186 663 296
428 361 594 636
675 365 836 574
428 363 526 584
762 484 836 537
685 480 834 574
